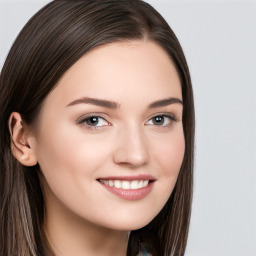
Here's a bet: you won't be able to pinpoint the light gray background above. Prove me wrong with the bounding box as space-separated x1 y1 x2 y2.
0 1 255 256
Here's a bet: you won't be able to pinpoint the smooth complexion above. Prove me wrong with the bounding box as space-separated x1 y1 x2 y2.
17 41 185 256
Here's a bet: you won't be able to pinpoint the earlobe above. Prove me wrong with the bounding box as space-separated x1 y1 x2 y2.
8 112 38 166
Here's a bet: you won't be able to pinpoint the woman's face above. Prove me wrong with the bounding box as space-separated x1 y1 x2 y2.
32 40 185 231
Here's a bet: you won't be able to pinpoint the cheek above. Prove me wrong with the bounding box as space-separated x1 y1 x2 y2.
35 122 112 199
152 128 185 194
36 121 107 171
34 124 112 220
35 126 83 203
155 129 185 175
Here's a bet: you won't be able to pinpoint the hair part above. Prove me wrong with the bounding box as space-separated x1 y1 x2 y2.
0 1 194 255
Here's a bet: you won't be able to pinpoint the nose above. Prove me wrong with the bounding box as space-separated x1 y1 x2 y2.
113 125 149 168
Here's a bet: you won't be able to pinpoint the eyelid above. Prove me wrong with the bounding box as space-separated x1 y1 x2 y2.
76 112 108 122
145 113 177 126
147 112 177 120
76 113 111 129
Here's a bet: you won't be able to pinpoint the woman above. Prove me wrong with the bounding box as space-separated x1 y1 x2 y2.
0 0 195 255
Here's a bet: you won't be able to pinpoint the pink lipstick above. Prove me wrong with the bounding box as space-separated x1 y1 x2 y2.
97 174 156 200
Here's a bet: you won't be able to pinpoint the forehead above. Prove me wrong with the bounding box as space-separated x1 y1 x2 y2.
44 40 182 109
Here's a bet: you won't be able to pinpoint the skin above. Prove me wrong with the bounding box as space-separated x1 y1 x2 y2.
10 40 185 256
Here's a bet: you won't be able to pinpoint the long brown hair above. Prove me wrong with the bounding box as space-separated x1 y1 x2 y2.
0 1 195 255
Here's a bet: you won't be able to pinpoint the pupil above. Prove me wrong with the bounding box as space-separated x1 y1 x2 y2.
89 117 98 125
154 116 164 125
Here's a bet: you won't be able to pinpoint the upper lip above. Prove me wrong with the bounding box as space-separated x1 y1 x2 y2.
97 174 156 181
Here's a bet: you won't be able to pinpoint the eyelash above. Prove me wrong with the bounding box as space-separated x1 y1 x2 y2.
145 114 177 127
77 115 110 130
77 113 177 130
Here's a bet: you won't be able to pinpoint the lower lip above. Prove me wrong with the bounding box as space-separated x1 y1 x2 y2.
99 182 154 200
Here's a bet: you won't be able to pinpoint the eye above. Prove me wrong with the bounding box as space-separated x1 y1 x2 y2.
78 116 110 128
146 114 176 126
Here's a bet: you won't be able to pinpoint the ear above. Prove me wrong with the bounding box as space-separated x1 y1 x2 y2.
9 112 38 166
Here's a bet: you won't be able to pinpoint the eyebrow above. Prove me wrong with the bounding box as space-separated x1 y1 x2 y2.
66 97 120 109
148 97 183 108
66 97 183 109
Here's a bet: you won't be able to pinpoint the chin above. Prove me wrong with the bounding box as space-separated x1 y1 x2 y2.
101 213 157 231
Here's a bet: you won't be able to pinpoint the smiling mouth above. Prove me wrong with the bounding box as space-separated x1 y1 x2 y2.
97 175 156 200
98 179 152 190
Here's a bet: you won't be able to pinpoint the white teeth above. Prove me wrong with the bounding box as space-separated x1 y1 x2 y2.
114 180 122 188
130 180 139 189
100 180 150 190
122 181 131 189
143 180 149 186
